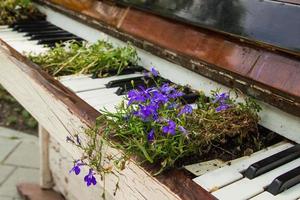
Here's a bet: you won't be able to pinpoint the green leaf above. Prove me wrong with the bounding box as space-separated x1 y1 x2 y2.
134 139 153 163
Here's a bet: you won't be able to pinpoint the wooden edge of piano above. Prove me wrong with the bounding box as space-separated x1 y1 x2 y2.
0 0 300 199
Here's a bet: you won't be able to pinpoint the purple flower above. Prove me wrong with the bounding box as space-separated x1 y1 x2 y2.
213 92 229 104
178 104 193 116
216 104 230 112
150 67 159 77
178 126 187 134
144 67 159 77
84 169 97 187
160 83 183 99
213 92 230 112
69 160 85 175
151 90 168 104
160 83 173 94
147 129 155 142
127 89 147 105
135 104 158 121
162 120 176 135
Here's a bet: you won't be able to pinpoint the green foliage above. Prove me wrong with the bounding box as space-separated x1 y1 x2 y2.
29 41 139 77
0 0 43 25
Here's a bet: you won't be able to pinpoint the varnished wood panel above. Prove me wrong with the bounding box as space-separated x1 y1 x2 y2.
120 9 261 76
48 0 127 27
116 0 300 55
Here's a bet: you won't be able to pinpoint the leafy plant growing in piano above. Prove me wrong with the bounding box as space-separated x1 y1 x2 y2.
67 67 262 198
29 40 139 77
0 0 43 25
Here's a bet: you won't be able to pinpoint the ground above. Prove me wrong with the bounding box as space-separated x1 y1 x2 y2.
0 127 39 199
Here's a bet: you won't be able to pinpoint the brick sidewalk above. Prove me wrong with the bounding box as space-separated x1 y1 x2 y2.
0 127 39 200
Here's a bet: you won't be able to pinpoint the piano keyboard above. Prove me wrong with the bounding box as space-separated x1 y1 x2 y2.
1 13 300 200
193 142 300 200
0 20 83 54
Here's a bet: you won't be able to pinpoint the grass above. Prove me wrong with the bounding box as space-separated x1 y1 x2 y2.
29 41 139 78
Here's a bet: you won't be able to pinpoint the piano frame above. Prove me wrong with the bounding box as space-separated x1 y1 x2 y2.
0 1 300 199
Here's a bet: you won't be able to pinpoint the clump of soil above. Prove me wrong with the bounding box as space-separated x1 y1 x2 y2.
176 126 284 167
0 85 37 135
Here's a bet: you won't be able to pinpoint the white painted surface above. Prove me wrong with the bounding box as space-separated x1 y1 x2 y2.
39 125 53 189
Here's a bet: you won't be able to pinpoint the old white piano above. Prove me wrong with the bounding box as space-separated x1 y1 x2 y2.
0 0 300 199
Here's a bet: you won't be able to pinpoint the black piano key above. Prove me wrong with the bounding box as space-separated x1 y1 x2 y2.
267 166 300 195
91 66 145 78
30 33 74 40
115 80 157 96
25 30 68 37
17 26 62 33
14 24 56 30
244 144 300 179
106 76 148 88
37 37 84 45
180 93 200 104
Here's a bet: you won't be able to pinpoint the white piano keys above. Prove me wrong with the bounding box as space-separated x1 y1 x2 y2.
77 88 124 107
0 25 8 29
0 28 13 32
212 157 300 200
193 142 293 192
0 28 49 54
0 31 27 39
7 40 48 54
250 183 300 200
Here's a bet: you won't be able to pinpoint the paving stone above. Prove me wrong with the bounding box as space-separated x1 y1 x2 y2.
0 168 39 198
0 138 20 163
4 141 39 168
17 183 65 200
0 165 15 185
0 196 14 200
0 127 37 141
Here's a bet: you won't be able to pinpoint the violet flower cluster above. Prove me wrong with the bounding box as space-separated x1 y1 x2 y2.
69 160 97 187
67 136 97 187
213 92 230 112
126 68 193 142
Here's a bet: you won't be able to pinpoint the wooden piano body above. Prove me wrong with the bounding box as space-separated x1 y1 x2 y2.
0 0 300 199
